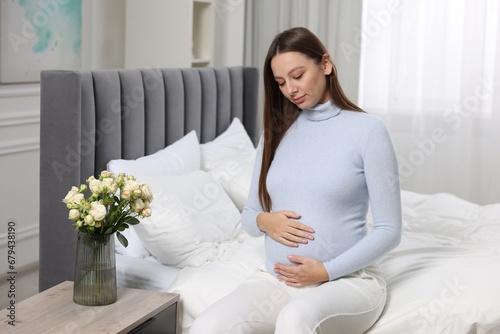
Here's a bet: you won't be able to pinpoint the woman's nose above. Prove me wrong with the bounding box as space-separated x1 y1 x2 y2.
287 82 298 96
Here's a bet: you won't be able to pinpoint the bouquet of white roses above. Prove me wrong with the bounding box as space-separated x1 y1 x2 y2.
63 170 153 248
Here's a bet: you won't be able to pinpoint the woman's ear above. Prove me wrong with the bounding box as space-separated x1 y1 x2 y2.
322 54 333 75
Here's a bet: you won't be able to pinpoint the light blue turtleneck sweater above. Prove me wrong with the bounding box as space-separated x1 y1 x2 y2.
242 101 402 281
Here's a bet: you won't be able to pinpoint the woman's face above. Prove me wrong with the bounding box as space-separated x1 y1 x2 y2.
271 51 332 109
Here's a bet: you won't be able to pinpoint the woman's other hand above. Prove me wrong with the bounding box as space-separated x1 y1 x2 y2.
257 211 314 247
274 255 329 287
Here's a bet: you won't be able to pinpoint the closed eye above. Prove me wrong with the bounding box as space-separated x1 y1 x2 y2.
276 72 303 87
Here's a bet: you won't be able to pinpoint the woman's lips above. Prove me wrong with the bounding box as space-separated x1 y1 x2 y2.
293 96 305 104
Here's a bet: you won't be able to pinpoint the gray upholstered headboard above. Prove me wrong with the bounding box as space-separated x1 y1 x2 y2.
39 66 260 292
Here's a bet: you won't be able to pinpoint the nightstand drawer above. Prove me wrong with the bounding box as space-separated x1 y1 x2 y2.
129 302 177 334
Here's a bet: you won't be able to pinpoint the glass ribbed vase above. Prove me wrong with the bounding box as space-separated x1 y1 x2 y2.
73 232 117 306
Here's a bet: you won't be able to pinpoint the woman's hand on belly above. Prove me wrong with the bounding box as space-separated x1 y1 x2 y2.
257 211 315 247
274 255 329 287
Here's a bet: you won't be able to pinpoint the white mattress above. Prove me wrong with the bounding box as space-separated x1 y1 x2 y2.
120 191 500 333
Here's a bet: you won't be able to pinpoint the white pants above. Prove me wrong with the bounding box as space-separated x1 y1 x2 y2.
190 264 386 334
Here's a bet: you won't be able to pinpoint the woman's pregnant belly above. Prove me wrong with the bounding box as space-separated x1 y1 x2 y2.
264 216 366 275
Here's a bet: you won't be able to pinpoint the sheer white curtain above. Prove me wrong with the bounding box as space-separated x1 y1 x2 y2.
359 0 500 204
244 0 363 105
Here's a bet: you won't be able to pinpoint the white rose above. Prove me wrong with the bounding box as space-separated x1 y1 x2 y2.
131 198 145 213
142 207 152 217
141 184 153 201
123 180 140 192
63 190 84 208
89 179 102 193
63 186 80 204
84 215 95 226
89 202 107 221
121 190 131 200
101 171 114 178
73 193 84 203
101 178 115 192
68 209 80 221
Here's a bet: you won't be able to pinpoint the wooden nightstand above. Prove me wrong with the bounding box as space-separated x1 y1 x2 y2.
0 281 179 333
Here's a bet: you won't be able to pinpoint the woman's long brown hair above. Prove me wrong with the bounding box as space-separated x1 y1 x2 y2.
258 27 363 212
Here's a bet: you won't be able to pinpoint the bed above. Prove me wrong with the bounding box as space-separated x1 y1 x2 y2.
39 66 500 334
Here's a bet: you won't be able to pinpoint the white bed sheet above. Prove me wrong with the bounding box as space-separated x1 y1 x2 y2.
116 254 181 291
168 231 266 331
368 191 500 333
122 190 500 333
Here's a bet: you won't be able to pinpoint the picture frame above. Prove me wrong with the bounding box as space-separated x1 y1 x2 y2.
0 0 82 83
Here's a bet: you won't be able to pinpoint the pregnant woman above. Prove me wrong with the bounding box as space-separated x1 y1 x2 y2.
190 26 402 334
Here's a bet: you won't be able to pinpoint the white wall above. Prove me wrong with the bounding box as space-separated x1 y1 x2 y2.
81 0 125 70
0 85 41 275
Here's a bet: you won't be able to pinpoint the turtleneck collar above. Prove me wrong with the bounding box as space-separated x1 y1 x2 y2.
301 100 341 121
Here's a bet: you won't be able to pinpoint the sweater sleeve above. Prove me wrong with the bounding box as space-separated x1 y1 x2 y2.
324 120 402 280
241 136 266 237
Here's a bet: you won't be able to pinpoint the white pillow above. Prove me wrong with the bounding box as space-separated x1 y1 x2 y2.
200 118 256 210
208 152 256 211
107 130 200 177
113 227 152 259
134 170 241 268
107 131 200 258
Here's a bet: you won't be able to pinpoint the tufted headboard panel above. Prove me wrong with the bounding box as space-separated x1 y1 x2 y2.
39 66 260 291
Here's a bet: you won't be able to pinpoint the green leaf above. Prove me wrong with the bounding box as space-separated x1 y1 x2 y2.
116 231 129 248
104 227 115 234
127 217 140 225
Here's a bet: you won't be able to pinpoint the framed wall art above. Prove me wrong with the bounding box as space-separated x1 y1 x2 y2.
0 0 82 83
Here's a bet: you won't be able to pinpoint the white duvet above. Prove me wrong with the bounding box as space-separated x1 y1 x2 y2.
167 191 500 333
